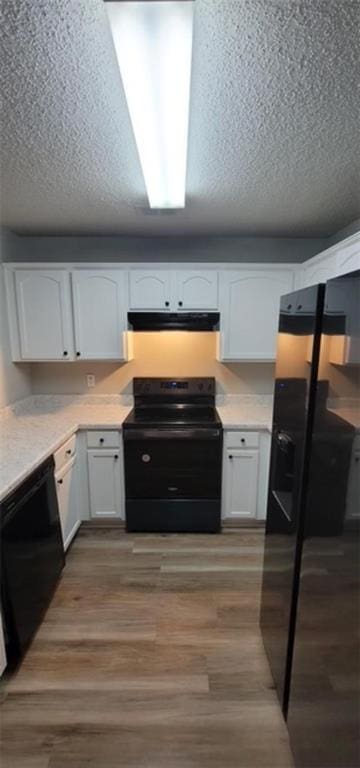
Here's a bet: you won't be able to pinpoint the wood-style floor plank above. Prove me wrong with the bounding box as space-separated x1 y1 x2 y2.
0 528 294 768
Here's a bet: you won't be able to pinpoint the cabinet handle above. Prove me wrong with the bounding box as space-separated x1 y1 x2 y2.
165 301 170 307
178 301 183 307
297 304 302 310
99 438 104 444
57 479 63 485
114 454 119 460
229 454 233 460
63 351 68 356
287 304 292 310
76 352 81 357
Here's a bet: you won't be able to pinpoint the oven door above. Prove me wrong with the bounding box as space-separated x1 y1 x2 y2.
124 428 222 500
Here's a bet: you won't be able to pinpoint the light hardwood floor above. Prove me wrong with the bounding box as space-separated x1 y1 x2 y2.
0 528 294 768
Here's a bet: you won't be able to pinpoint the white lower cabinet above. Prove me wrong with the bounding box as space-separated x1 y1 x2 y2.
55 454 81 551
223 448 259 520
87 448 123 519
222 430 271 521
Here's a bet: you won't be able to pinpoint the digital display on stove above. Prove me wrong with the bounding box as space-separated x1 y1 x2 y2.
160 381 188 389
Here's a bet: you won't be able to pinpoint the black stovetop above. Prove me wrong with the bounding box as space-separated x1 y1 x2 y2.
123 405 222 429
123 377 221 430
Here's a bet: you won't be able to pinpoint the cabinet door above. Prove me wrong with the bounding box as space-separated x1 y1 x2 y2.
223 449 259 519
15 269 73 360
302 253 338 287
56 456 80 551
335 238 360 277
72 270 126 359
328 278 360 365
176 271 218 310
87 449 122 518
220 269 294 360
129 270 171 310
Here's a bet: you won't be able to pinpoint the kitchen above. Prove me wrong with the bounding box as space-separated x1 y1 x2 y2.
0 1 359 767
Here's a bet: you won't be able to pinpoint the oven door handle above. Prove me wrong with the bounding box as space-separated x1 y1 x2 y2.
124 428 222 440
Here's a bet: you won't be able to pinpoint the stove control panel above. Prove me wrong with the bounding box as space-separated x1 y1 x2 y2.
133 378 215 397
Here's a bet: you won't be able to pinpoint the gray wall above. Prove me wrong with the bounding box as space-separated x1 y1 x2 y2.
2 232 327 263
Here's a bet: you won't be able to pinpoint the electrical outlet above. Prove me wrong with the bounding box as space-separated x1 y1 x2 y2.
87 374 95 388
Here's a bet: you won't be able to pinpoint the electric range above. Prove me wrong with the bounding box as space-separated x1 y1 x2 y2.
123 378 223 532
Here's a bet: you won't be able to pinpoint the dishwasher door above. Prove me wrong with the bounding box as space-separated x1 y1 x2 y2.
1 456 64 666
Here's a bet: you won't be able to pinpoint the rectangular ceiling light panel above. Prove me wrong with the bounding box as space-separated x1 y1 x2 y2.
105 1 194 209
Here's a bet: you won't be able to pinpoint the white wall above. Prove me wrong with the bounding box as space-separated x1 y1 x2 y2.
0 233 32 407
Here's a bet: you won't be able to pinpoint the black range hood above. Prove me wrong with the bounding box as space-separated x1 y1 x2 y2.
128 312 220 332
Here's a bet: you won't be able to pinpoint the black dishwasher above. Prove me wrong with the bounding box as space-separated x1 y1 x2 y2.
1 456 64 667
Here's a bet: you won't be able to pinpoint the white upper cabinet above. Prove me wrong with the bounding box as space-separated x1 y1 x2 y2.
328 278 360 365
300 232 360 287
14 269 73 360
175 270 218 310
129 269 219 311
129 270 172 310
72 270 127 360
335 237 360 277
219 268 294 361
301 253 338 288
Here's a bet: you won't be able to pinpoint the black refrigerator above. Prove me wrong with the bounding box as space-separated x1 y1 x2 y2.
260 272 360 768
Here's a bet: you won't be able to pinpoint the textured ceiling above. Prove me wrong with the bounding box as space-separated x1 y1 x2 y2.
1 0 359 236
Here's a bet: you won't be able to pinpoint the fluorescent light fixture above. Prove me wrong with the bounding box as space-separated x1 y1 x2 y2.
105 1 194 209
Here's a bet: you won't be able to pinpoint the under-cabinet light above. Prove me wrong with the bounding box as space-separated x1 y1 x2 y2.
105 0 194 209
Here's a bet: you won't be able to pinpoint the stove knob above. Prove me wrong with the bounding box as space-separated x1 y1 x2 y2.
142 453 151 463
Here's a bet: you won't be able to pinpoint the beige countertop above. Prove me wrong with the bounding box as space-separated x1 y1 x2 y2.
0 394 274 503
0 396 132 502
216 402 272 431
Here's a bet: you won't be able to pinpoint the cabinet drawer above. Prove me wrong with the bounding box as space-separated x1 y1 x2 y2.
86 430 120 449
225 431 259 449
54 433 77 472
